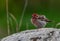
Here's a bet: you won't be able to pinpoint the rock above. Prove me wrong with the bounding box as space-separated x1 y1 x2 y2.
1 28 60 41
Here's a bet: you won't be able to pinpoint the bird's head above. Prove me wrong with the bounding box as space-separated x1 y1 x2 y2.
32 13 39 19
38 15 52 22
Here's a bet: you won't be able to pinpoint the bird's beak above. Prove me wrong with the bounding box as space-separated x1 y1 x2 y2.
45 19 52 22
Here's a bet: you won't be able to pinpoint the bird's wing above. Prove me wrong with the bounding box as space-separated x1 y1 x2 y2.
37 20 46 28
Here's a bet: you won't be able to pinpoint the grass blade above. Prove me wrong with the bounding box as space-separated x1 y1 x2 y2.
55 23 60 28
19 0 28 31
6 0 10 35
9 13 18 32
9 17 13 28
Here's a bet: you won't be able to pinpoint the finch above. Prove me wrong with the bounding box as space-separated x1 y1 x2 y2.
31 13 52 29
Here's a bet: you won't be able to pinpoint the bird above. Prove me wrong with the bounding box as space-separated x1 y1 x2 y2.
31 13 52 29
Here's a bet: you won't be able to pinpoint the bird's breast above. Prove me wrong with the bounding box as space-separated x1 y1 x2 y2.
31 18 39 26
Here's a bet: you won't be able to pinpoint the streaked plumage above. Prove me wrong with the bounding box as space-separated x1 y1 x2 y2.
31 13 51 29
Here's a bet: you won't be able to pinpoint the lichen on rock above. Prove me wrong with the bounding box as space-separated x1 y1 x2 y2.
1 28 60 41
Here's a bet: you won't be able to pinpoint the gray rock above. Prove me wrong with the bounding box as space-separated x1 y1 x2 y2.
1 28 60 41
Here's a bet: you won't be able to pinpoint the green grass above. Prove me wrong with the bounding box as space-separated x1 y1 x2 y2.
0 0 60 39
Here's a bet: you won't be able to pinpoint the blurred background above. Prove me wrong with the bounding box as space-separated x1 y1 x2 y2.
0 0 60 38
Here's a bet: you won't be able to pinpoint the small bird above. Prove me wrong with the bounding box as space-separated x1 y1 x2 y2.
31 13 52 29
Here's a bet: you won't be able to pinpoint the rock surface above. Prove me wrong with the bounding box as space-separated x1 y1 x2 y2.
1 28 60 41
